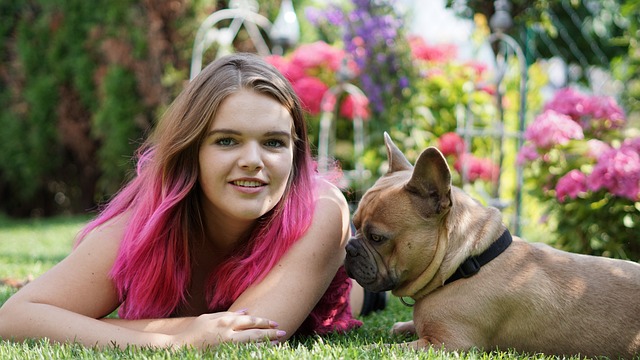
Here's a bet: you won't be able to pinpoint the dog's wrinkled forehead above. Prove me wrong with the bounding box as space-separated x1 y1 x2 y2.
353 170 413 225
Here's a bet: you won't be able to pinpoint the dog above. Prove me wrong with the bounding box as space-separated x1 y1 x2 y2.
344 132 640 358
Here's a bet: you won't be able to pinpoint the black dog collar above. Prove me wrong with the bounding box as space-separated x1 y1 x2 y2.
444 229 513 285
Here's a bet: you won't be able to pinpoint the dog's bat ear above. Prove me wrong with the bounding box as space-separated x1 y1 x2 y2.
405 147 452 214
384 132 413 173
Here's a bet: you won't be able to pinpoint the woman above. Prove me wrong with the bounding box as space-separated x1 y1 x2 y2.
0 53 371 349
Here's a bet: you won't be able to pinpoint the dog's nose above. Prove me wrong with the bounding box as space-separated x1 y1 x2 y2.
346 239 358 257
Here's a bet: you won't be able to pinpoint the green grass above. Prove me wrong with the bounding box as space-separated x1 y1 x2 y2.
0 216 578 359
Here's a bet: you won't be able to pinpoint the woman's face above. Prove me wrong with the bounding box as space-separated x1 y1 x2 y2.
198 89 294 225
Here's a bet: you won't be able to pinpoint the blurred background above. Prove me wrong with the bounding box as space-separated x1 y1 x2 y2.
0 0 638 259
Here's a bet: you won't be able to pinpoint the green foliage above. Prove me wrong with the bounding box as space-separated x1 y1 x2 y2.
612 1 640 124
0 0 179 216
93 65 143 197
446 0 629 80
552 193 640 259
0 11 61 202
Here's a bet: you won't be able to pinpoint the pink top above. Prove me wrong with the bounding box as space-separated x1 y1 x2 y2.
295 266 362 335
196 265 362 336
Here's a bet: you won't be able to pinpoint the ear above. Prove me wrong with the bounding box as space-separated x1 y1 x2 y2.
384 132 413 173
405 147 452 215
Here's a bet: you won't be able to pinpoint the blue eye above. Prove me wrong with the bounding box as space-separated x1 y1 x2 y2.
265 139 285 148
216 138 236 146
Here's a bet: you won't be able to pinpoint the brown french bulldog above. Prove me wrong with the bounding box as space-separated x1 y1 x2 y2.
344 132 640 358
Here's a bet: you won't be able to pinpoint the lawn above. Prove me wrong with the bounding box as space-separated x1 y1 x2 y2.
0 215 575 359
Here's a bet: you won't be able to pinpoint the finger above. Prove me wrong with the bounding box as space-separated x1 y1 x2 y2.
232 315 278 331
233 328 287 344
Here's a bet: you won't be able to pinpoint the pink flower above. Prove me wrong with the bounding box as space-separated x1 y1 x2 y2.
339 93 370 120
586 139 611 160
622 137 640 153
544 87 590 122
264 55 305 83
517 144 539 165
292 76 329 115
524 110 584 149
555 170 587 202
464 60 488 78
477 84 496 95
454 153 499 183
587 147 640 201
437 132 466 157
408 35 457 63
290 41 344 72
583 95 626 130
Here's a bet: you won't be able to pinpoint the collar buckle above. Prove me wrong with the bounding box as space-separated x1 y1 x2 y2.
457 257 480 278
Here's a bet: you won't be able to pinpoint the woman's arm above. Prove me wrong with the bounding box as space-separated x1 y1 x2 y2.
228 179 352 339
0 215 281 349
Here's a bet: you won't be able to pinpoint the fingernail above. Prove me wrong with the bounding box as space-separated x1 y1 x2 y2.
234 308 248 314
270 340 280 345
276 330 286 337
269 320 279 327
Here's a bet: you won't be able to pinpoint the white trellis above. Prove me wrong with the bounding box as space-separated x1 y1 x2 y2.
317 82 370 200
455 0 528 236
189 0 299 80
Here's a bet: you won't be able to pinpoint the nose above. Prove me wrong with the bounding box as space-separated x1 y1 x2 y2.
238 142 264 170
346 239 359 257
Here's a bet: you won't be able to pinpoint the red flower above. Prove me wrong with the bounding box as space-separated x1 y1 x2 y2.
437 132 466 157
265 55 305 83
408 35 457 63
454 153 499 183
339 93 370 120
292 76 328 115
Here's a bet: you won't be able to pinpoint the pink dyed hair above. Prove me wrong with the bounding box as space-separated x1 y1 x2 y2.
76 53 317 319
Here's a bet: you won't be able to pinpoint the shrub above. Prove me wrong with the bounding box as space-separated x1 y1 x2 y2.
518 87 640 260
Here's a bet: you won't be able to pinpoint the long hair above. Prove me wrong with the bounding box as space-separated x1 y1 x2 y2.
76 53 317 319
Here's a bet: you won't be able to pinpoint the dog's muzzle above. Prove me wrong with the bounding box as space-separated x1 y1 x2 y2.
344 237 395 292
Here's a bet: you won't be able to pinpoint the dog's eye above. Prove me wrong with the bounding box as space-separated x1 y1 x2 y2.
370 233 385 243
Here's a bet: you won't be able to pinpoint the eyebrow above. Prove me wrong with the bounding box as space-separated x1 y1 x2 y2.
205 129 292 138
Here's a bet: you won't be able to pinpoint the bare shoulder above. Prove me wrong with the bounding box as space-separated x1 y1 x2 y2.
77 211 130 250
314 177 349 211
287 177 350 257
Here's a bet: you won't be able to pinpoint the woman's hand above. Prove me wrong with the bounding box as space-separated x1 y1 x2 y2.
172 310 285 349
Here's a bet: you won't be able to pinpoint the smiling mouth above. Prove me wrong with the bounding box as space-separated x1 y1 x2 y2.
231 180 265 187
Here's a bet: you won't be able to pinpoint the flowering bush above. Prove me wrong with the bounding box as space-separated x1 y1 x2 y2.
299 1 531 206
437 132 499 185
265 41 369 120
518 87 640 260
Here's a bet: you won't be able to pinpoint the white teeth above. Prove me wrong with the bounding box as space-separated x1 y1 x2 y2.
233 180 263 187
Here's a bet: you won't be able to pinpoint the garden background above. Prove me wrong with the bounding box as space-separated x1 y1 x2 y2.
0 0 639 357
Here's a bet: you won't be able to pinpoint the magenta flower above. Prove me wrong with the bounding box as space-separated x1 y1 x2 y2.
454 153 499 183
408 35 457 63
585 139 611 160
339 93 370 120
464 60 488 78
555 170 588 202
292 76 329 115
543 87 590 122
622 136 640 153
265 55 305 83
524 110 584 149
437 132 466 157
516 144 539 165
290 41 344 72
587 147 640 201
583 95 626 131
